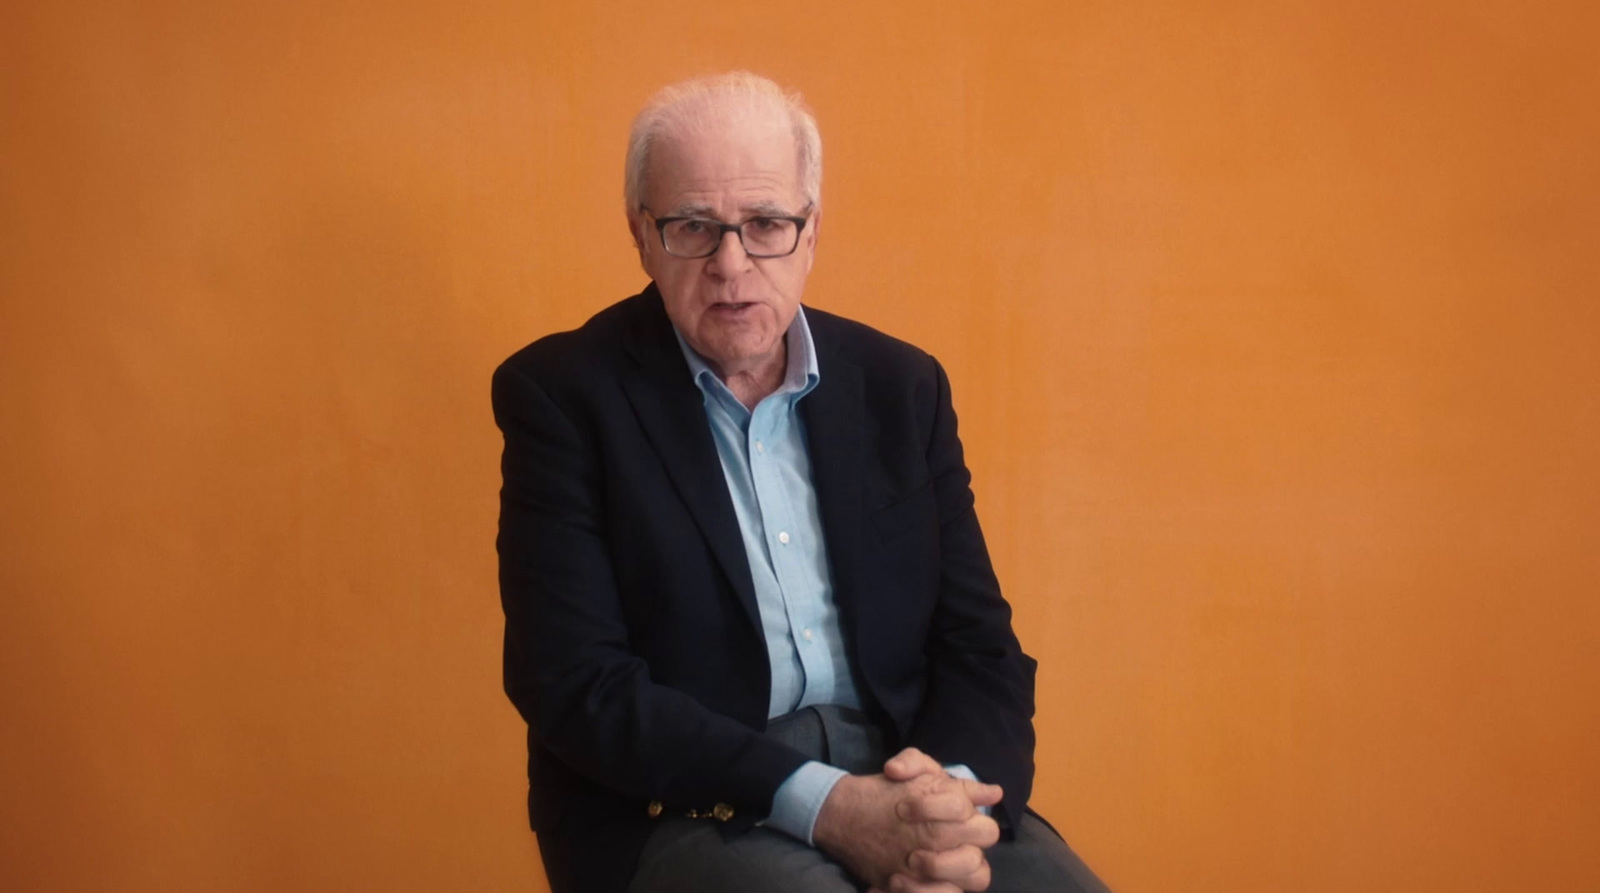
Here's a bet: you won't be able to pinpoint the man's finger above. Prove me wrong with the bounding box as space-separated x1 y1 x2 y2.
896 775 1004 823
913 813 1002 852
895 785 977 823
956 778 1004 808
908 844 989 884
885 873 966 893
883 746 946 782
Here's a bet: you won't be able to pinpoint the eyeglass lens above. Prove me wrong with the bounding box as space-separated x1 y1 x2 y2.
663 217 799 258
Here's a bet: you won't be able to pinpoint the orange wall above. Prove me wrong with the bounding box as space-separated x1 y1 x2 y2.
3 2 1596 891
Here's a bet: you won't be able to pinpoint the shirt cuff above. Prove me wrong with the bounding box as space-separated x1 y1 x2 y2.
943 763 993 816
763 760 849 845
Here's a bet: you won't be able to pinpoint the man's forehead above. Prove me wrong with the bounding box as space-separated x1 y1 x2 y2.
655 116 793 165
646 121 804 209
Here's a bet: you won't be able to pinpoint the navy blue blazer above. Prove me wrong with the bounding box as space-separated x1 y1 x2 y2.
492 285 1038 893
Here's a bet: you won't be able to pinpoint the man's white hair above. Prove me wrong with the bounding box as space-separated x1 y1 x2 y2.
624 71 822 216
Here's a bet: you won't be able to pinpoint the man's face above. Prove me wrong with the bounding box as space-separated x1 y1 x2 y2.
632 115 817 378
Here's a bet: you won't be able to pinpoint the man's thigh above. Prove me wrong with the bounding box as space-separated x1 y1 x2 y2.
627 819 860 893
627 811 1112 893
987 812 1113 893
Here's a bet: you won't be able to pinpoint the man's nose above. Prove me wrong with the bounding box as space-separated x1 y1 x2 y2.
705 228 751 278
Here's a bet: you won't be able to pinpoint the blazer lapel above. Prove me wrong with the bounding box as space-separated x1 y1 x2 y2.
800 319 868 648
619 289 762 635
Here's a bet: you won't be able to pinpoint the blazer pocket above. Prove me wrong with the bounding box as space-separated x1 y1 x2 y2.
870 480 934 541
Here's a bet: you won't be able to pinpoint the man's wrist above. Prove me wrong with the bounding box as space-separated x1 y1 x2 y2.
763 760 849 845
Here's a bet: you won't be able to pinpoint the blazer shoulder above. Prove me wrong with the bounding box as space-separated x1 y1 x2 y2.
495 288 656 386
803 304 939 380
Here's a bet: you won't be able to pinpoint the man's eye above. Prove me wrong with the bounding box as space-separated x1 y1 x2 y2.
746 217 782 232
679 219 712 235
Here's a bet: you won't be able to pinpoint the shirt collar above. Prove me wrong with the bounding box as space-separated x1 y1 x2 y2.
673 305 821 403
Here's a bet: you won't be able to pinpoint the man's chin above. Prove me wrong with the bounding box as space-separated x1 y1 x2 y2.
698 335 784 377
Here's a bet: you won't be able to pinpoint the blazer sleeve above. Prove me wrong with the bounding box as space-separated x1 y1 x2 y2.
903 357 1039 835
492 358 808 825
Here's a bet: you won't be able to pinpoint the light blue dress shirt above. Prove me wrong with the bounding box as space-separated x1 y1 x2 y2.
675 309 982 845
674 308 858 843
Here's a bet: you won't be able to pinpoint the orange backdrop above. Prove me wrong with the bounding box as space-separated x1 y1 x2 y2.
3 2 1596 891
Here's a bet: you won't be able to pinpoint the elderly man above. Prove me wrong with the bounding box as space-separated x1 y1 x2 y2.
493 72 1109 893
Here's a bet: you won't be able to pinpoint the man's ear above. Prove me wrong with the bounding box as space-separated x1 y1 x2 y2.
802 210 821 273
627 212 649 272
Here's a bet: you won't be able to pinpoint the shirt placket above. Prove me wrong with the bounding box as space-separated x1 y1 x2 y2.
747 395 825 710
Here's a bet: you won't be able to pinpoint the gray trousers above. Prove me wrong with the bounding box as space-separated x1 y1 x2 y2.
628 706 1111 893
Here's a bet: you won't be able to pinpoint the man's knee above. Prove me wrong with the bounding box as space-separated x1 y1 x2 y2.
986 812 1113 893
628 821 859 893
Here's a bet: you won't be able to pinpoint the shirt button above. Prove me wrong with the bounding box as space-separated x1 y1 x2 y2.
777 531 790 545
755 440 765 453
802 628 814 642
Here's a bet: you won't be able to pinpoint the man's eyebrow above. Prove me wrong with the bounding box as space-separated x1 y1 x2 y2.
662 201 801 219
664 203 715 218
742 200 799 217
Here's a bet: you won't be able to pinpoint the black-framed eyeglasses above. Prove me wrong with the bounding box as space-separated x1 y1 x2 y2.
642 206 811 259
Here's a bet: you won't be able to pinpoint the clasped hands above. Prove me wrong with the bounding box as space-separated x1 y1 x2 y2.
812 747 1003 893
